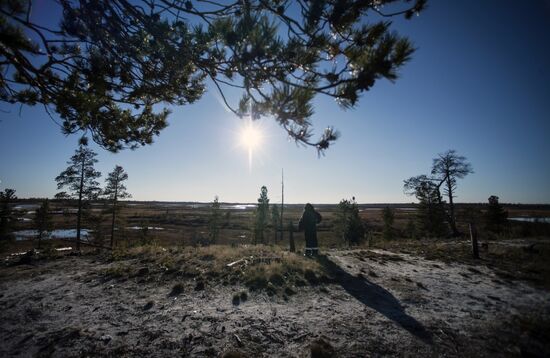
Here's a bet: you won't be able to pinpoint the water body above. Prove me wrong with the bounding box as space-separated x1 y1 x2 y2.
508 217 550 224
12 204 40 210
220 204 256 210
126 226 165 231
12 229 93 241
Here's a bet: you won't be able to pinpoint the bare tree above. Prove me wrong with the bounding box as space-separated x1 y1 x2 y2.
103 165 131 248
431 150 473 236
404 150 473 237
55 137 101 251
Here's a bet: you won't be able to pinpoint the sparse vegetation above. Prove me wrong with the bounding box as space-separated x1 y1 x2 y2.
103 263 132 278
382 206 395 240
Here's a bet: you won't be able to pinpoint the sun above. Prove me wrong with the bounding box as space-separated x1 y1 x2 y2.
239 119 264 171
240 122 261 150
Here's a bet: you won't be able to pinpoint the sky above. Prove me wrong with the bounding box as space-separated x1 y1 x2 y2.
0 1 549 204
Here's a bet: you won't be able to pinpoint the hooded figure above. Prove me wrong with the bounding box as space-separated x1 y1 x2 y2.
298 203 322 256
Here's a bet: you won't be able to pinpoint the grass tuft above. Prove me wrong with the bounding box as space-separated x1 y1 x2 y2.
170 283 184 296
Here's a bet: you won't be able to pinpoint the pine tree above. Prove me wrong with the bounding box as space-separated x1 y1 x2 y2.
34 199 53 249
415 181 447 238
208 196 221 244
55 137 101 251
254 186 269 244
431 150 473 236
0 1 426 153
0 188 17 240
336 197 364 246
485 195 508 234
103 165 131 248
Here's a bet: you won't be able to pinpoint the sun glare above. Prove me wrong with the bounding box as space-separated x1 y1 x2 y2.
239 119 263 171
241 123 261 149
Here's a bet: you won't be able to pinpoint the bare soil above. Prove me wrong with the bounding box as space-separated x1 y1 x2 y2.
1 248 549 357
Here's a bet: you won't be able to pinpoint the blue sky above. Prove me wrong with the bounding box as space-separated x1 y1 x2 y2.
1 0 549 204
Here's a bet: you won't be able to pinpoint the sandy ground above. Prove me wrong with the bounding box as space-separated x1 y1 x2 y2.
1 249 549 357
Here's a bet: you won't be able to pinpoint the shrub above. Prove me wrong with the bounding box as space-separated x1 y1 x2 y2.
335 197 365 246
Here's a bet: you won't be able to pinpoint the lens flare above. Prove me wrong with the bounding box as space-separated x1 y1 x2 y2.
240 119 263 171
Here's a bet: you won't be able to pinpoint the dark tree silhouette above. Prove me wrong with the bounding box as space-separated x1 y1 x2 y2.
55 137 101 251
254 186 269 244
404 150 473 237
335 197 364 246
404 177 447 238
0 0 426 153
485 195 508 234
103 165 131 248
34 199 53 248
0 188 17 239
431 150 473 236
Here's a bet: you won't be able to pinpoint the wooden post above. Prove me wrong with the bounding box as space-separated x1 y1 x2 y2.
469 223 479 259
288 221 295 253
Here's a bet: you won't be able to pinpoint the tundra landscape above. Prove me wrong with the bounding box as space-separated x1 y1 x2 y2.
1 201 550 357
1 0 549 357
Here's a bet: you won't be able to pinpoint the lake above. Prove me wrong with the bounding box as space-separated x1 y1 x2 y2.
508 217 550 224
12 229 93 241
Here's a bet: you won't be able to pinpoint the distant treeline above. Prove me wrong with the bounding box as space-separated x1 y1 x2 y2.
9 199 550 211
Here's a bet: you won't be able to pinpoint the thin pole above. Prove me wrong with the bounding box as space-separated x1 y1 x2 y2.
280 169 284 242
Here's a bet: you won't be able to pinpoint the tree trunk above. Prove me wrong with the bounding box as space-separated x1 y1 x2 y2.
110 200 117 249
110 178 118 249
76 159 85 252
446 176 458 236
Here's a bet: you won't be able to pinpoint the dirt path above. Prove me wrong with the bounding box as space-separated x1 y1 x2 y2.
1 249 549 357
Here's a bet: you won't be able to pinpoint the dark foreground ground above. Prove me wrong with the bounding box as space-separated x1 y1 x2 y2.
1 241 549 357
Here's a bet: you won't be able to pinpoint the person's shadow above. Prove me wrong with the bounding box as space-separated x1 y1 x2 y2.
318 255 433 344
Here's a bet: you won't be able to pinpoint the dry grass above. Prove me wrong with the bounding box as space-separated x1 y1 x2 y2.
101 244 327 294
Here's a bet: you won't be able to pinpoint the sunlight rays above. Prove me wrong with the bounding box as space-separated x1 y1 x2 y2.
239 118 264 172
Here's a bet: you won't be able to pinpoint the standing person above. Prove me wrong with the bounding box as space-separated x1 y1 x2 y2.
298 203 322 256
